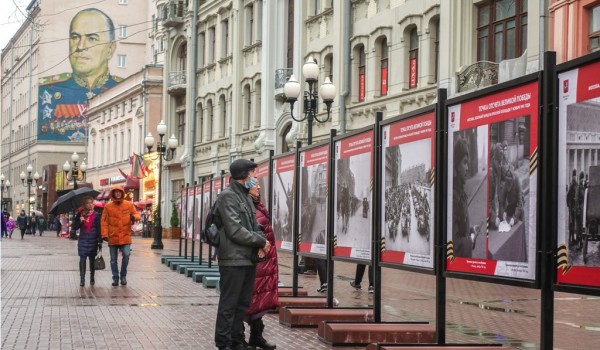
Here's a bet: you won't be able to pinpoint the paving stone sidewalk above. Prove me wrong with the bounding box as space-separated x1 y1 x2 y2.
2 235 599 349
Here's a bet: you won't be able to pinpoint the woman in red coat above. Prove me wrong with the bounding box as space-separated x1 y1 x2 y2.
245 180 278 350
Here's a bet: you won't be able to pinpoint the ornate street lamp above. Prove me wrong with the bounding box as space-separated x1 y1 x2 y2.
1 173 10 211
284 57 336 145
144 120 178 249
20 164 40 215
62 152 87 190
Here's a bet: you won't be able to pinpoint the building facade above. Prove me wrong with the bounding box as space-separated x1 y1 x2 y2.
550 0 600 63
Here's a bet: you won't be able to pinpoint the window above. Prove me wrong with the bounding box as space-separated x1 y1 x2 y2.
118 55 126 68
246 5 254 45
590 5 600 52
220 95 227 137
314 0 321 16
198 32 205 66
152 15 157 32
178 111 185 145
221 19 229 57
179 44 187 71
380 38 388 96
477 0 527 62
209 27 215 63
245 86 252 130
120 131 124 160
409 28 418 89
358 46 366 102
434 20 440 82
119 25 127 38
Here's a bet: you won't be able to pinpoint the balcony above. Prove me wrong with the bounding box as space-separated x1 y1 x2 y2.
162 0 185 28
167 70 186 95
275 68 293 89
456 61 498 93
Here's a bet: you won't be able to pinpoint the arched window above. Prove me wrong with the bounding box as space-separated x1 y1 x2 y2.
206 100 213 141
380 38 388 96
358 45 366 102
408 28 418 88
179 43 187 71
244 85 252 130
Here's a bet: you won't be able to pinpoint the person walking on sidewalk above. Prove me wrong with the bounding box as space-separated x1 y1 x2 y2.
17 210 28 240
72 196 102 286
1 211 7 238
214 159 271 350
7 215 15 238
101 185 140 286
349 264 374 293
245 180 278 350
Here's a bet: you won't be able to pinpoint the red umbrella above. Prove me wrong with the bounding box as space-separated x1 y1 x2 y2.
93 201 106 209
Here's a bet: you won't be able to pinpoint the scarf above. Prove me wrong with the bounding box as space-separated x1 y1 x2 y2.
81 210 95 232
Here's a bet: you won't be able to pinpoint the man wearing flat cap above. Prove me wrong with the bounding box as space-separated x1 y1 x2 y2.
214 159 272 350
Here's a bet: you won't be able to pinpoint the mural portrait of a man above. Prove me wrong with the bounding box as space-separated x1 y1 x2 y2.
38 8 122 142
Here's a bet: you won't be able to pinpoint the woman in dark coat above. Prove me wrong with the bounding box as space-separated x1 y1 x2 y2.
71 196 102 286
245 180 278 350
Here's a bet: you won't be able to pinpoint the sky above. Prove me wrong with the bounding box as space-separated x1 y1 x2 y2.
0 0 26 51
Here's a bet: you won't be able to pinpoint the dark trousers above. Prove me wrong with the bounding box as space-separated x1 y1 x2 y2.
355 264 373 286
316 259 327 285
215 265 257 348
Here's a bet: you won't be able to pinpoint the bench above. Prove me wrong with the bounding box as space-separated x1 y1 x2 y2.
178 264 217 274
279 307 373 327
318 322 435 346
192 271 220 282
203 276 220 288
184 267 219 277
278 296 328 310
366 344 507 350
160 255 184 264
278 287 309 296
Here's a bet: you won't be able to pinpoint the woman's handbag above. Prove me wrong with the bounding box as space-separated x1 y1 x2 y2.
94 248 106 270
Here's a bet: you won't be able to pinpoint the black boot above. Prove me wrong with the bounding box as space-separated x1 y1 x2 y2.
90 265 95 286
248 318 276 350
79 261 86 287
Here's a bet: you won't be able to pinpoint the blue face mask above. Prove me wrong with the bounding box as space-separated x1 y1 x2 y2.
245 177 258 189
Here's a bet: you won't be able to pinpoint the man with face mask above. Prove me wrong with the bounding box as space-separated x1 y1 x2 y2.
214 159 271 350
101 186 140 286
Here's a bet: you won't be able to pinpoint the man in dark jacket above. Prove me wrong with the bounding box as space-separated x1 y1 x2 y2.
214 159 271 350
16 210 28 240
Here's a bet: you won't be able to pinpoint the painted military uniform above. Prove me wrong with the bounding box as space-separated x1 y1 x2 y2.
38 71 122 142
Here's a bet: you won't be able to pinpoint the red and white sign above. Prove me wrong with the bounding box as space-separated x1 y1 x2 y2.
255 161 269 179
381 67 388 96
359 73 365 101
273 154 296 251
409 58 417 88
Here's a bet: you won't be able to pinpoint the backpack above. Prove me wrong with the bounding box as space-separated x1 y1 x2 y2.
202 199 222 247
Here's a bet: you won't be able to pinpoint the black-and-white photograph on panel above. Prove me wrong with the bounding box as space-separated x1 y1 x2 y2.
488 117 531 263
186 187 194 238
451 125 488 259
334 131 373 260
380 112 435 268
201 182 211 226
194 186 202 240
298 145 329 255
255 162 270 214
272 154 295 251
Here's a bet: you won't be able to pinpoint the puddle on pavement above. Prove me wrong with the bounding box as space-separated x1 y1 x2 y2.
458 300 535 317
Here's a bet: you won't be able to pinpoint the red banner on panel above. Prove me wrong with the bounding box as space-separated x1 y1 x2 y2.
275 155 295 173
302 145 329 167
381 67 388 95
359 73 365 101
576 60 600 101
336 131 373 159
255 162 269 179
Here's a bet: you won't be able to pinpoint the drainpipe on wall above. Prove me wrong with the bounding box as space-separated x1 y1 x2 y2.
26 24 33 165
539 0 548 69
189 0 198 183
8 46 15 188
339 0 352 134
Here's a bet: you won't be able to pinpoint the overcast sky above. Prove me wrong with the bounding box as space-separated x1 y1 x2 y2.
0 0 25 52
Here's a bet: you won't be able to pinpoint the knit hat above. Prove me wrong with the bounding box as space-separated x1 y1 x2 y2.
229 159 258 180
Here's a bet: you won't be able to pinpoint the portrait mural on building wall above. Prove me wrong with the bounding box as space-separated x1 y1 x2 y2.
557 59 600 291
381 112 435 269
446 81 539 282
38 8 122 142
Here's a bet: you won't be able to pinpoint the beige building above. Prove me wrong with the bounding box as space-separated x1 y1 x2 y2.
0 0 149 214
85 65 164 202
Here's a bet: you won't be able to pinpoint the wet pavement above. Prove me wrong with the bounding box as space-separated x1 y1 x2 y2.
2 235 600 349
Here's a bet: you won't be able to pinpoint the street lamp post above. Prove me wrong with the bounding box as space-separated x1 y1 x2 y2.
144 120 178 249
1 174 10 211
20 164 40 216
283 57 336 145
62 152 87 190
